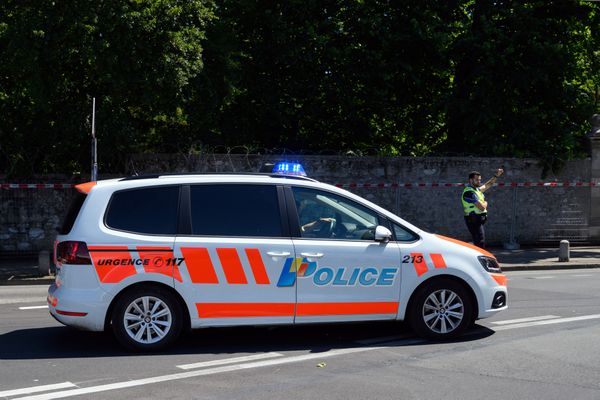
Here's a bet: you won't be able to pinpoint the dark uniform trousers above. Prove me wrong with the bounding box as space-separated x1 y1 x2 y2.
464 213 487 249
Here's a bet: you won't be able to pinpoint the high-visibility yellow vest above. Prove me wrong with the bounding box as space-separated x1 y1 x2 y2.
462 186 486 215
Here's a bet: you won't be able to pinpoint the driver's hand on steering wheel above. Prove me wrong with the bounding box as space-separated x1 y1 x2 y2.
301 217 335 233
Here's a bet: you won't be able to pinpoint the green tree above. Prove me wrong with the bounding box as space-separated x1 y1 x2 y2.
446 0 598 173
197 0 464 155
0 0 215 177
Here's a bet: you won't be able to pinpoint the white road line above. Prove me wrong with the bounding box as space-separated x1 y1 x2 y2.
0 298 47 305
177 352 283 370
0 382 76 397
572 274 593 277
14 346 384 400
530 276 555 279
491 315 560 325
493 314 600 331
19 305 49 310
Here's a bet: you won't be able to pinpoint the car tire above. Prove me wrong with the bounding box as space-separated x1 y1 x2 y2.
111 286 183 351
409 278 473 340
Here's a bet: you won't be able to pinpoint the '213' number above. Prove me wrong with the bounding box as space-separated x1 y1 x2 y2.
402 255 423 263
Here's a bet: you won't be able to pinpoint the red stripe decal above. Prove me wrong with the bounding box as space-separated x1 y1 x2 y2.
197 303 294 318
490 273 508 287
88 246 136 283
245 248 270 284
435 234 496 259
137 246 182 282
196 302 399 318
217 248 248 284
181 247 219 284
296 302 399 316
430 253 447 269
411 252 428 277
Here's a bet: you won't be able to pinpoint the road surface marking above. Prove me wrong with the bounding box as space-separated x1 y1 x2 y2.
493 314 600 331
0 382 76 397
19 305 49 310
177 352 283 370
528 276 555 279
0 297 47 305
572 274 592 277
491 315 560 325
14 346 384 400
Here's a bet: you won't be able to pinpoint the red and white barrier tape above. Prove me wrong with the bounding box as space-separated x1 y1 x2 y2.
0 181 596 189
333 181 597 188
0 183 75 189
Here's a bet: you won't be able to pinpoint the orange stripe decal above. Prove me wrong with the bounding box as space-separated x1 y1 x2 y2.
490 273 507 287
296 302 399 316
217 248 248 284
245 248 270 284
88 246 136 283
197 303 295 318
411 252 428 277
75 181 96 194
136 247 182 282
435 234 496 259
181 247 219 284
430 253 447 269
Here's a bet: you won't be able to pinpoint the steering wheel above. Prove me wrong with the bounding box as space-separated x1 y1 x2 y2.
317 218 336 238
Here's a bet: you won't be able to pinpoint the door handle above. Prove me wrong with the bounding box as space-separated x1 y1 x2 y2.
266 251 291 257
300 252 324 259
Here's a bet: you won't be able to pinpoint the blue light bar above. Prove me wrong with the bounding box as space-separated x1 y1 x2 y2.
272 162 307 176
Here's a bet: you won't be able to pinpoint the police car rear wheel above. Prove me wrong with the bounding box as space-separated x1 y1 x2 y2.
409 279 472 340
112 287 182 350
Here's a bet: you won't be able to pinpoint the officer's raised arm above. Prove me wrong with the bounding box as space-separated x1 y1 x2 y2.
480 168 504 192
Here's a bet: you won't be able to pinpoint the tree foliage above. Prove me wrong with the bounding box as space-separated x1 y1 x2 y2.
0 0 215 176
0 0 598 177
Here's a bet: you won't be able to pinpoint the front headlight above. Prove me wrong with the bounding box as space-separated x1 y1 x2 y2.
478 256 502 273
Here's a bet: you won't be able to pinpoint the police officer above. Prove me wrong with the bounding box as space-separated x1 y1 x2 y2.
462 168 504 249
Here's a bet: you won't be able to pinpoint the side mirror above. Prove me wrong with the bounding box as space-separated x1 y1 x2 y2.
374 225 392 242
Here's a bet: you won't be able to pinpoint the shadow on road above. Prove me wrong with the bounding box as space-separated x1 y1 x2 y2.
0 321 495 360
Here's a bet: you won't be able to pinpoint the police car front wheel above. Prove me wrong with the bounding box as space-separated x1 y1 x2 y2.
409 279 473 340
112 286 183 350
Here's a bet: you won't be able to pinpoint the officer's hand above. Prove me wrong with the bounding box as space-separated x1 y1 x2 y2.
495 168 504 177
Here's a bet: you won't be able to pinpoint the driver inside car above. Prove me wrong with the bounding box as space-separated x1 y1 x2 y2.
295 195 337 238
301 217 336 236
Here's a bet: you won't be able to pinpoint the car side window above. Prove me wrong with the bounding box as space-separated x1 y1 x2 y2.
291 187 379 240
105 186 179 235
190 184 282 237
393 223 419 242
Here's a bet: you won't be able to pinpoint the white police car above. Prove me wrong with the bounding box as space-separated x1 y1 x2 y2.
49 163 507 350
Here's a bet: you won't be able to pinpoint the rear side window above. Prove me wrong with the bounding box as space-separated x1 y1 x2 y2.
105 186 179 235
190 185 282 237
58 192 87 234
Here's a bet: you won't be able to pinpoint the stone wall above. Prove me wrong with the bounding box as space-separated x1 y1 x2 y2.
0 154 593 254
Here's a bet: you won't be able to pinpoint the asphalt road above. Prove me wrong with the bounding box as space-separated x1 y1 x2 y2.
1 269 599 400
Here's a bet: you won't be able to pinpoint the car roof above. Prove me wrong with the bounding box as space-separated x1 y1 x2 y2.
92 173 321 193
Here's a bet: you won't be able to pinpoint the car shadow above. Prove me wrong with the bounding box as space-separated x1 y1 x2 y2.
0 321 495 360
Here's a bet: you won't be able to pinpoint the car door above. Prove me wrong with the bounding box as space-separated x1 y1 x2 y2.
285 186 402 323
173 183 296 327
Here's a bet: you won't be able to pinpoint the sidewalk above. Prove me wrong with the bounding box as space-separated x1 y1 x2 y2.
491 246 600 271
0 246 599 285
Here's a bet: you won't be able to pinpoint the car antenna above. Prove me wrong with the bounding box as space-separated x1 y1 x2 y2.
91 97 98 181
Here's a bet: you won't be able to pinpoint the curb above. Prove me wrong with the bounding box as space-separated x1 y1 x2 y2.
0 276 54 286
500 264 600 272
